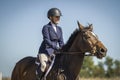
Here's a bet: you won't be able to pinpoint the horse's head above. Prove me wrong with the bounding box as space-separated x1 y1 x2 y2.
76 21 107 59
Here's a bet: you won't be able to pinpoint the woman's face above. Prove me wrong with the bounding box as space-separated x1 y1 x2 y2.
50 16 60 24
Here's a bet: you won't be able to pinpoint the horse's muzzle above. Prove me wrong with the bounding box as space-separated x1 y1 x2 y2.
100 48 107 56
96 47 107 59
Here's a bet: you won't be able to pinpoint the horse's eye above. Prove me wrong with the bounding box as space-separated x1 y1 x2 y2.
83 34 90 39
86 35 90 39
82 31 90 39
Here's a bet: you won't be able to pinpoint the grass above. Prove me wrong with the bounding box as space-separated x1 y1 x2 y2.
2 77 10 80
2 77 120 80
80 77 120 80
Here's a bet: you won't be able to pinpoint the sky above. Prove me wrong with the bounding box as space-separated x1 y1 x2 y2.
0 0 120 77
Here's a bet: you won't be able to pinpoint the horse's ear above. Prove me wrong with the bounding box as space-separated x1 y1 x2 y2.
89 24 93 31
77 21 84 30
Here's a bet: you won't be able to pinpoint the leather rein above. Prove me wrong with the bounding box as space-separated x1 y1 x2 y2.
55 51 95 56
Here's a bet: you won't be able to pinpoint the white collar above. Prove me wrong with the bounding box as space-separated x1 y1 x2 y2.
51 22 57 32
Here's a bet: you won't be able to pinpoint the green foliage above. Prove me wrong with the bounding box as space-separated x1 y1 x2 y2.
80 57 95 78
79 56 120 78
104 56 114 77
113 60 120 77
93 62 105 78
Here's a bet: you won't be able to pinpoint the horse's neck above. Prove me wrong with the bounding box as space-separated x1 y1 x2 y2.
63 35 84 79
61 54 84 79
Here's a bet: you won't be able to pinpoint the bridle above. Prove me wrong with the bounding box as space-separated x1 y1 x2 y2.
81 30 100 55
56 31 99 57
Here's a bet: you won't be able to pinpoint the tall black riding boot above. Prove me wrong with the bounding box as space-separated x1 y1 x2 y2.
36 65 44 80
36 70 44 80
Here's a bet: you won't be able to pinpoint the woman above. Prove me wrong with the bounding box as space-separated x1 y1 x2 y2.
37 8 64 79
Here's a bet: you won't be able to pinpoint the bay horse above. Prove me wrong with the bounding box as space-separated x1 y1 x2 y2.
11 21 107 80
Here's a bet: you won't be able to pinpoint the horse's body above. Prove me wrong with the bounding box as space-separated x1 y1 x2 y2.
12 55 84 80
11 22 107 80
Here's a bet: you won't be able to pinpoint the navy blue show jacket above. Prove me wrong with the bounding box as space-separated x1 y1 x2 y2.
38 22 64 56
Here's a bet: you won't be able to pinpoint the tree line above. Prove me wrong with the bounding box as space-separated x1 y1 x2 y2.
79 56 120 78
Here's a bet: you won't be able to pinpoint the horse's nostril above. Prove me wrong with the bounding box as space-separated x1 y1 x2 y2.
100 48 105 53
100 48 106 57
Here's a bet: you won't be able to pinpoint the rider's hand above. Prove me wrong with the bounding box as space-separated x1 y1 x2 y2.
54 47 61 54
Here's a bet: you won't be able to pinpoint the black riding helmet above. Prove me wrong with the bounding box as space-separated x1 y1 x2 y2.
47 8 62 18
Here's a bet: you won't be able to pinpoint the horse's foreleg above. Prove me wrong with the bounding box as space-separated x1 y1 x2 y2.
75 75 80 80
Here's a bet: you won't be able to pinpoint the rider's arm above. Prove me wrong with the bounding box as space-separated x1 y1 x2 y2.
58 27 64 48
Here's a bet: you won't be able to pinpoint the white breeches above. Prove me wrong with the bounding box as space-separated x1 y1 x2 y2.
38 53 48 72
